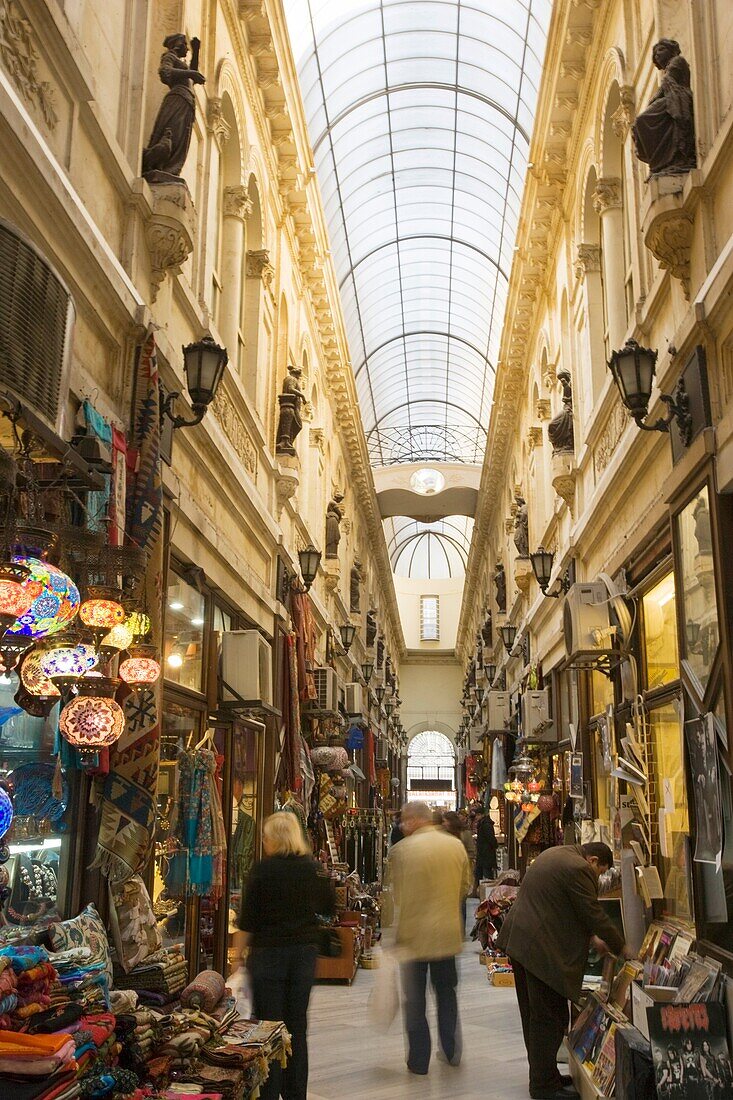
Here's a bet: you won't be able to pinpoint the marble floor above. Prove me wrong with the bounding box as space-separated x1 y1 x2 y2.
307 907 533 1100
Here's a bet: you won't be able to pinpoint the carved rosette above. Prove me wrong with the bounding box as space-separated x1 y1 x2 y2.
145 182 196 301
206 97 230 147
223 186 253 220
574 244 601 282
246 248 275 287
592 177 622 215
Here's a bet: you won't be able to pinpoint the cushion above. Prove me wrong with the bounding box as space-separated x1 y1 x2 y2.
180 969 225 1012
108 875 162 974
49 903 113 991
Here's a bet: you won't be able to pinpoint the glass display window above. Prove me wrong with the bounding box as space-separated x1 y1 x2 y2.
642 572 679 690
649 701 692 922
164 572 206 692
0 672 73 932
676 486 720 694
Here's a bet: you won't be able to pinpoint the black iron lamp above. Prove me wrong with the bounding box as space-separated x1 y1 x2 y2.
385 700 394 717
608 339 692 443
376 684 386 704
484 661 496 685
530 546 573 598
298 545 321 591
361 661 374 684
339 623 357 653
475 686 485 706
500 623 517 654
162 335 228 429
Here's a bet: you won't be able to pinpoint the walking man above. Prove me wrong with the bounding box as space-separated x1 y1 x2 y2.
497 842 632 1099
390 801 471 1075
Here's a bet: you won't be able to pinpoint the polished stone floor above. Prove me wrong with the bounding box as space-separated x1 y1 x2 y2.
307 904 533 1100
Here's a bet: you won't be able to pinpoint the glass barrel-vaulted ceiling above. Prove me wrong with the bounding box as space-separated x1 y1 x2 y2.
284 0 551 467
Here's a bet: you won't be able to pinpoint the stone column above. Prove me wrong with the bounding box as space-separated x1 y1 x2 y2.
220 186 252 374
593 177 626 351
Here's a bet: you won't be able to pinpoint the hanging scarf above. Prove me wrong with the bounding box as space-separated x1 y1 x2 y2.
166 748 226 898
278 633 301 792
290 591 317 702
490 736 507 791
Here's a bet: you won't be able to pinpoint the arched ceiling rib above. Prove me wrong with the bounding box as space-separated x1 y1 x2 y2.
284 0 551 468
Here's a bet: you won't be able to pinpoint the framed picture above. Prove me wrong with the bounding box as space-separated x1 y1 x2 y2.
570 753 584 799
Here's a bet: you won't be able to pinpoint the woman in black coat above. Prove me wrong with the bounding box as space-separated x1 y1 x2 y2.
474 812 498 891
237 811 335 1100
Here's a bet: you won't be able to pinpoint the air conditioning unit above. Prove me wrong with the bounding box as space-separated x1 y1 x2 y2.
312 666 338 713
469 722 486 752
521 689 555 742
486 690 510 731
221 630 272 707
345 682 364 718
563 581 615 662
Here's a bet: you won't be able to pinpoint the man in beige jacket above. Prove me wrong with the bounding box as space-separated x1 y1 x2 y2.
390 801 471 1075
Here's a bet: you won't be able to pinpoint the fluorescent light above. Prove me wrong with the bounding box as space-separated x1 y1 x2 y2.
9 837 62 855
191 616 204 626
169 601 184 611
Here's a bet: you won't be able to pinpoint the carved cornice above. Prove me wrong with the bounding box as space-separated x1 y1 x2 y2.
592 176 622 215
223 185 253 219
0 0 57 129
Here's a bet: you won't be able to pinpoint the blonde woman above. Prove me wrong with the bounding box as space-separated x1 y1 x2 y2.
238 811 335 1100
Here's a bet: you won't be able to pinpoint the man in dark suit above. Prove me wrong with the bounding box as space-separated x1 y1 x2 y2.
497 842 631 1100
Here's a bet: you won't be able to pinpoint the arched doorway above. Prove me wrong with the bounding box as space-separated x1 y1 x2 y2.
407 730 456 809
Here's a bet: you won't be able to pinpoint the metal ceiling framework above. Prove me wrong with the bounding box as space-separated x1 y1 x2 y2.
284 0 550 576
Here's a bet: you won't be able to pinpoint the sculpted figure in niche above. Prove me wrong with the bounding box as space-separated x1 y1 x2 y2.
275 366 304 456
366 609 377 648
325 494 344 559
548 370 575 455
142 35 205 180
494 563 507 614
513 496 529 559
632 39 696 178
350 560 363 613
481 612 493 649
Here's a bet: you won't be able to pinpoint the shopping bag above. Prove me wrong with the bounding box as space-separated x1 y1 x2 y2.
366 948 400 1032
228 964 252 1018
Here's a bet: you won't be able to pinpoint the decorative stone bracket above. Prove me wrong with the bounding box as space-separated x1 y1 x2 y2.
514 557 533 597
551 451 577 514
323 559 341 593
145 181 196 301
641 176 695 300
275 454 299 518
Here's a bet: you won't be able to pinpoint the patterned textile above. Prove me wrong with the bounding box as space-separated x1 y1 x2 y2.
277 633 300 792
82 401 112 534
107 875 161 974
91 689 159 883
180 969 225 1012
126 330 162 554
48 905 113 993
310 746 348 772
167 749 226 898
290 590 316 702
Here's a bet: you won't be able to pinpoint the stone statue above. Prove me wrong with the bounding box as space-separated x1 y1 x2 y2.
142 35 205 182
350 560 362 613
481 612 493 649
548 370 575 455
275 366 304 456
325 494 344 559
376 634 385 670
494 563 506 614
513 495 529 558
366 609 377 648
632 39 696 178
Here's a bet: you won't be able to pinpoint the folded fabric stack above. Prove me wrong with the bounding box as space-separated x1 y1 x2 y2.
50 948 108 1014
0 946 58 1027
112 945 187 1005
0 957 18 1026
0 1029 79 1100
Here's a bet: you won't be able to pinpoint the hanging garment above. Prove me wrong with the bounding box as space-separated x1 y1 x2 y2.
290 590 317 702
490 736 507 791
230 807 256 890
278 633 301 792
167 749 226 898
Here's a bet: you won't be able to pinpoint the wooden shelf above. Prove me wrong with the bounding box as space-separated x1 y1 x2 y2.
315 926 361 984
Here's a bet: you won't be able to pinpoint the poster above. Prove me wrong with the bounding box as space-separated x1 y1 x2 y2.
648 1002 733 1099
570 753 584 799
685 714 723 865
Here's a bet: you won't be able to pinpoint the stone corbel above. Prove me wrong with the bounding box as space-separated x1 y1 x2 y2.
611 86 635 142
323 559 341 593
551 451 577 514
223 185 253 220
206 98 230 147
309 427 325 452
247 248 275 288
275 455 299 518
536 398 551 420
574 244 601 283
528 426 543 450
641 177 694 300
514 557 533 597
145 181 196 302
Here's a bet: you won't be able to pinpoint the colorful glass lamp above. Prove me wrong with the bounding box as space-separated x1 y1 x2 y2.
19 649 61 699
0 562 40 633
0 787 13 839
6 557 80 641
59 677 125 760
119 645 161 689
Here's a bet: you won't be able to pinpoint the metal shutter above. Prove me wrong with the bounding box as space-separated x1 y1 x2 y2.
0 221 72 428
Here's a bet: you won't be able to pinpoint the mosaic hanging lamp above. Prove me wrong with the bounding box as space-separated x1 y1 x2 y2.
0 562 40 633
79 586 125 631
59 676 125 759
39 637 98 688
0 787 13 839
6 557 80 641
19 649 61 699
119 645 161 689
100 617 135 654
127 612 151 639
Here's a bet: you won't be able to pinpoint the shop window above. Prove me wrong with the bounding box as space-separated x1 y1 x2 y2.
642 572 679 690
164 572 206 692
0 673 71 930
676 487 720 693
649 702 692 922
153 701 203 953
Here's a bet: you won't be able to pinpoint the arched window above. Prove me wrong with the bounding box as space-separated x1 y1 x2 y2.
407 731 456 809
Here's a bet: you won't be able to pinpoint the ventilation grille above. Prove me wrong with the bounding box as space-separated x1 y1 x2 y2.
0 222 71 427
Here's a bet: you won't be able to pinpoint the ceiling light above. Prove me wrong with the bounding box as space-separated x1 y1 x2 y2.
409 468 446 496
169 601 184 611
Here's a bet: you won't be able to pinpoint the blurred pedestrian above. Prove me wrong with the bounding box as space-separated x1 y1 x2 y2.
390 802 471 1075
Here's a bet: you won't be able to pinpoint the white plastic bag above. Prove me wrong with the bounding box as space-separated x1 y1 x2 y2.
367 948 400 1032
228 964 253 1018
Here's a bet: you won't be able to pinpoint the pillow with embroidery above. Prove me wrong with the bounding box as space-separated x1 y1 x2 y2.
49 903 113 991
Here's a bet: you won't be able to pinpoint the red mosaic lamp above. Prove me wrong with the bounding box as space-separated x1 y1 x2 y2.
59 676 125 761
119 645 161 689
